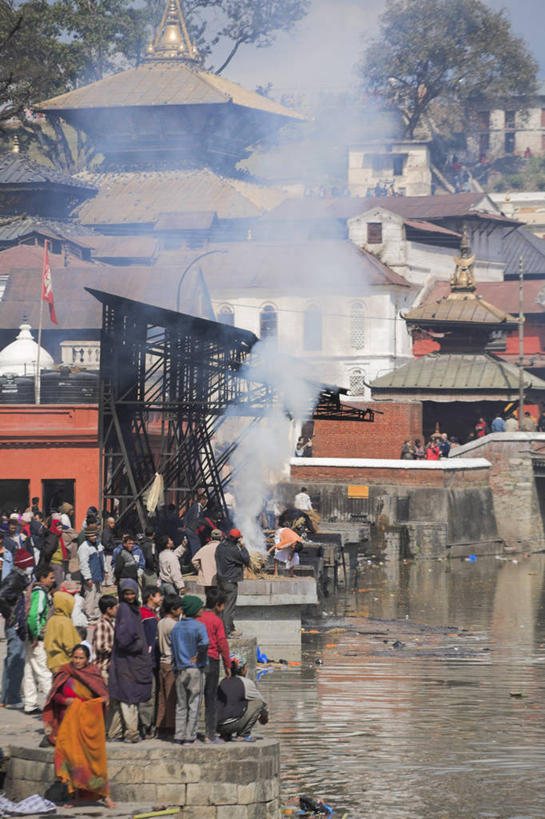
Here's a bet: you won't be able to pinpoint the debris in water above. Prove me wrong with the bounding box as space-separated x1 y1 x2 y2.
315 658 323 665
392 640 405 649
299 795 333 815
509 691 524 697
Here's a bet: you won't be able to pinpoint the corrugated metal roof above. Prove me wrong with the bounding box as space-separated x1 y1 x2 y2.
502 227 545 277
405 292 518 326
403 219 461 237
37 62 305 121
371 353 545 392
0 153 95 190
74 169 287 224
266 193 517 224
0 216 97 244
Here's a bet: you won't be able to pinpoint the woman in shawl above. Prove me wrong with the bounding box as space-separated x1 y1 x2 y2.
107 578 152 743
44 591 81 674
43 644 116 808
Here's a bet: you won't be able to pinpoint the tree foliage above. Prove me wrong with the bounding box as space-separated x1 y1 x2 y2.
53 0 147 84
0 0 310 168
362 0 538 138
142 0 310 75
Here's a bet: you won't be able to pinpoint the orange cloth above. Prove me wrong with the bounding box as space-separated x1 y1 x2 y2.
55 697 109 798
276 528 302 548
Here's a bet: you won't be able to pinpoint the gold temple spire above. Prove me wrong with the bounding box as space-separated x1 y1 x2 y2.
450 227 476 294
145 0 201 63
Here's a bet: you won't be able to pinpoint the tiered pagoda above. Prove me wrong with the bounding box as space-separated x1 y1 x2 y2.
37 0 304 174
370 232 545 440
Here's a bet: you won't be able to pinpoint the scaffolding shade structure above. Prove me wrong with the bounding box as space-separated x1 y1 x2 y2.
87 288 376 530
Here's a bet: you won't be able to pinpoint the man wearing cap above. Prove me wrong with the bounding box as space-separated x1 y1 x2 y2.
170 594 209 744
215 530 250 638
77 525 105 622
191 529 222 590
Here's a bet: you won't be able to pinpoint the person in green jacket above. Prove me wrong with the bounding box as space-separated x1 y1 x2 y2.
22 564 55 714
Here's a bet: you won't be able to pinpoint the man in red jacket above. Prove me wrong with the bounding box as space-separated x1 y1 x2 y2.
197 588 231 742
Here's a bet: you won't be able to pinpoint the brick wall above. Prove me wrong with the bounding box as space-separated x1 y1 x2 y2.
450 434 545 545
313 401 423 460
291 464 490 487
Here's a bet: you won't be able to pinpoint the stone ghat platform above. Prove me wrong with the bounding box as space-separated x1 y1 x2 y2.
184 577 318 661
4 733 280 819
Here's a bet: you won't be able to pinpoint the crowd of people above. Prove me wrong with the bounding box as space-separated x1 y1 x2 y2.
401 410 545 460
0 496 270 809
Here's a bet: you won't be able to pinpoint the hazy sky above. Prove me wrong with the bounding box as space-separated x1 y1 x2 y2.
218 0 545 95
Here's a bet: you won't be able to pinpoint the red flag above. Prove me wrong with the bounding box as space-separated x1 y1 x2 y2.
41 240 58 325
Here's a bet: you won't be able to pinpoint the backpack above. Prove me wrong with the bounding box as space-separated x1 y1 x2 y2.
0 569 29 625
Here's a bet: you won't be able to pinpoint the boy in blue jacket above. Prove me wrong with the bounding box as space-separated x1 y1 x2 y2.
170 594 208 744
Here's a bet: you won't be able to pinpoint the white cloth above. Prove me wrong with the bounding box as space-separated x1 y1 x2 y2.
22 642 52 712
71 594 88 628
273 547 300 570
294 492 312 511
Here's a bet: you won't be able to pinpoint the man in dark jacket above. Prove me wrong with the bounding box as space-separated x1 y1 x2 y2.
216 654 267 741
108 578 152 743
114 535 140 589
140 526 158 588
184 491 207 558
138 586 162 738
215 529 250 638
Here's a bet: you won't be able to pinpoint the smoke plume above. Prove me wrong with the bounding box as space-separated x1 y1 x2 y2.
226 337 319 550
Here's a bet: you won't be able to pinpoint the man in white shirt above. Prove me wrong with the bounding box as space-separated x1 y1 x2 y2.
294 487 312 512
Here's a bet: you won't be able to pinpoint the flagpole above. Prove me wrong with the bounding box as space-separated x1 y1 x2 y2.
35 240 46 405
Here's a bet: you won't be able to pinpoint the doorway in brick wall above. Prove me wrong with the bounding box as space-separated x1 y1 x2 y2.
0 480 30 514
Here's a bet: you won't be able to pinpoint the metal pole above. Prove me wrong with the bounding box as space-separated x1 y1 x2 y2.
175 249 226 313
518 255 525 430
34 241 46 405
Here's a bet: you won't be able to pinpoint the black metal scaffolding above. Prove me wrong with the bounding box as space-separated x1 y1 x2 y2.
88 288 377 530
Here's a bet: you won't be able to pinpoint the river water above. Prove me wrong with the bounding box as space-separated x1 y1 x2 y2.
259 554 545 818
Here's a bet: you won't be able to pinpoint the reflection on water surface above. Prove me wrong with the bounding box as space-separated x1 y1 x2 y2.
260 555 545 818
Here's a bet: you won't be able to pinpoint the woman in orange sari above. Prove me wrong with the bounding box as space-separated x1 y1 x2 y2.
42 644 116 808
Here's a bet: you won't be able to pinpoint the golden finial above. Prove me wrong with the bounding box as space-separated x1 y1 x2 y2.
451 227 476 292
145 0 201 63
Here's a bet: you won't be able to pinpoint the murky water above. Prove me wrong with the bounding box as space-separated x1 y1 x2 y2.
259 554 545 818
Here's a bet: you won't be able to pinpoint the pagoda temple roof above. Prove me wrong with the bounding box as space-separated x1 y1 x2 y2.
404 292 518 329
370 352 545 399
73 169 287 225
37 61 305 122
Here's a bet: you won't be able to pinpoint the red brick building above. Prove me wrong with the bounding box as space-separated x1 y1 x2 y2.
0 404 99 521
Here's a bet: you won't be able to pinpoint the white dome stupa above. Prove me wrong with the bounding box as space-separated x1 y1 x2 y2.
0 323 54 376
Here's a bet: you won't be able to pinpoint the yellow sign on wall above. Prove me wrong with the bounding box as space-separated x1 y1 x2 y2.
347 485 369 499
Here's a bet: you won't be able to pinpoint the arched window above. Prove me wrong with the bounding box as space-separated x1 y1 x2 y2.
260 304 278 340
218 305 234 326
303 303 322 351
349 369 366 396
350 302 365 350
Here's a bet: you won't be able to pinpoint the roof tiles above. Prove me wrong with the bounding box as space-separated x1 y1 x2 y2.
371 353 545 392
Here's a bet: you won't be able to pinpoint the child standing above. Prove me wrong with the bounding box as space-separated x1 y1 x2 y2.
156 594 183 738
197 588 231 742
170 595 208 744
92 594 118 683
